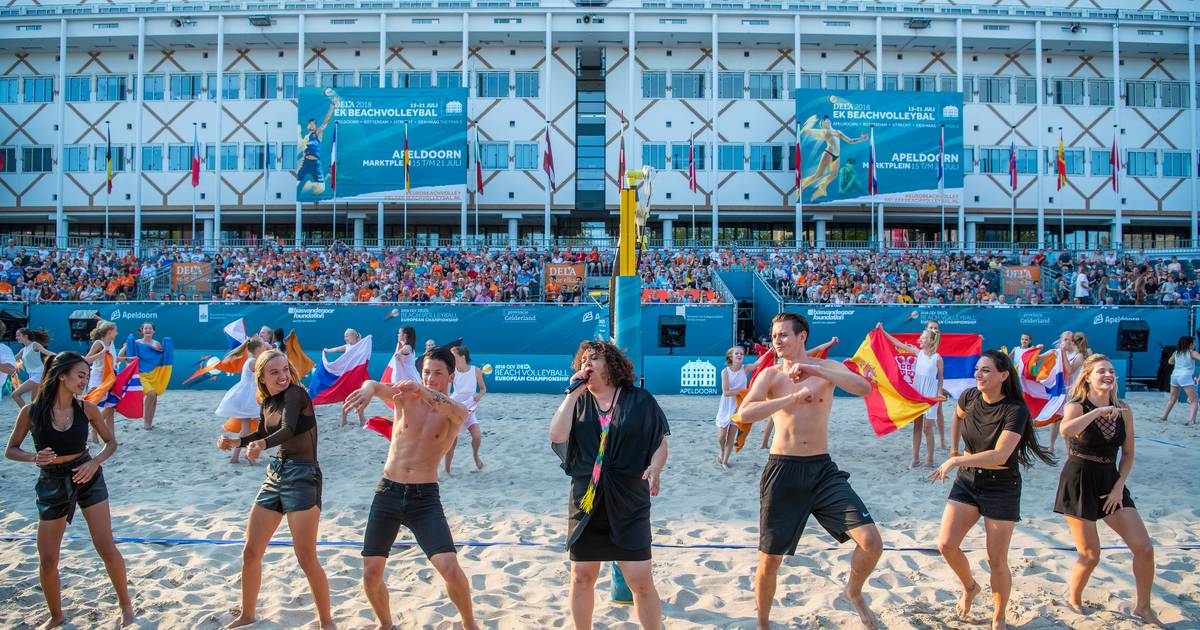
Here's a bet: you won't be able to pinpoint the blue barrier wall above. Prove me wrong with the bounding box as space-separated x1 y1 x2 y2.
752 274 783 344
639 303 735 357
718 271 755 301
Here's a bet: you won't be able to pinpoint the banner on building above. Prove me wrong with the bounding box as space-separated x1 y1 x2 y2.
545 263 586 291
1002 266 1042 299
794 89 964 206
296 87 468 203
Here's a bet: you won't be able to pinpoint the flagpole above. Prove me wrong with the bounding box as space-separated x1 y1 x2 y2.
403 120 409 242
105 120 111 247
689 121 695 244
1113 123 1123 250
332 121 338 244
262 121 269 242
473 124 480 242
1010 127 1016 245
795 121 804 250
544 120 551 245
191 122 197 246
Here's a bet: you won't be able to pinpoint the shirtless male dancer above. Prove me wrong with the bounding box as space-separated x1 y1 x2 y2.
343 346 478 630
739 312 883 630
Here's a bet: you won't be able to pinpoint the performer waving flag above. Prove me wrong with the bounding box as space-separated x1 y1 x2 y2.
844 327 945 437
118 324 173 430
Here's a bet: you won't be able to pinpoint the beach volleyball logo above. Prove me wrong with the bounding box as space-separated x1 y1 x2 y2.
480 364 493 377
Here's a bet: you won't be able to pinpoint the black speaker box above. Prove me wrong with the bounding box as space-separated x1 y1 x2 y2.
658 315 686 349
1116 319 1149 353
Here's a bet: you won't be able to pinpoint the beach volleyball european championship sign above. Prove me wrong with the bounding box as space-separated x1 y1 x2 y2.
794 89 964 206
296 87 468 203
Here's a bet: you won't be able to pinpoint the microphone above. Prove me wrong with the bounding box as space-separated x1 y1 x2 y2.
565 378 588 394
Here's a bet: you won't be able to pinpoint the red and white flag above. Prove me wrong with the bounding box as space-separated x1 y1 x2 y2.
474 128 485 195
687 136 698 193
617 110 627 191
867 127 878 195
794 122 803 201
1109 131 1121 193
330 123 338 192
191 125 201 187
542 124 556 188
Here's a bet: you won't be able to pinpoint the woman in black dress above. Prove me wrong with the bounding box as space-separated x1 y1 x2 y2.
1054 354 1161 624
930 349 1054 630
549 341 669 629
5 352 134 627
216 349 333 629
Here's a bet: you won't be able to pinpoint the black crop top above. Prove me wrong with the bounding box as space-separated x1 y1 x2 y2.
957 387 1030 470
239 383 318 460
1068 398 1125 464
31 401 89 457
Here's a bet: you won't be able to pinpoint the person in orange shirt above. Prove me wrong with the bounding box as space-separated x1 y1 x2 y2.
357 288 374 302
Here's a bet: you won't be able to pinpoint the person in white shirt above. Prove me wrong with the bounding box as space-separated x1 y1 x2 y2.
1074 266 1091 303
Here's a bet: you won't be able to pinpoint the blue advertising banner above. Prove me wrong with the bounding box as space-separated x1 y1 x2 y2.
639 304 734 357
296 87 468 203
795 89 963 207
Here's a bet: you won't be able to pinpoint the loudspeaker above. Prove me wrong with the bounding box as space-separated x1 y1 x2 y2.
68 309 100 342
0 310 27 341
1116 319 1149 353
658 315 686 349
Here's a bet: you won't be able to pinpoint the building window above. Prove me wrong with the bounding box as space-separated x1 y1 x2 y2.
1016 148 1037 174
221 144 238 171
1160 82 1189 108
673 71 705 99
243 143 277 170
94 145 128 172
1090 149 1113 177
204 143 216 171
642 71 666 98
866 74 899 92
1162 151 1189 177
749 72 785 99
65 76 90 102
718 72 744 99
479 142 507 169
282 73 298 99
514 142 538 170
142 75 164 101
0 147 14 173
1126 150 1156 177
477 71 509 98
979 148 1008 174
642 142 666 170
1088 79 1113 106
978 76 1010 104
95 75 127 102
903 75 936 92
319 72 354 89
514 71 539 98
205 73 239 100
23 76 53 103
168 144 191 171
963 146 974 173
22 146 52 173
749 144 784 171
1014 77 1037 104
245 72 277 99
0 77 16 103
1047 78 1083 105
390 71 424 88
437 71 463 89
828 73 860 91
718 144 744 171
281 143 299 170
1125 81 1155 107
170 74 201 100
671 143 707 170
304 72 316 88
63 146 89 173
799 72 821 90
140 145 163 171
1043 148 1084 176
358 73 382 89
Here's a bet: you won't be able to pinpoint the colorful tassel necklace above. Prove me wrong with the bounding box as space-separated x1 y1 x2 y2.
578 387 619 514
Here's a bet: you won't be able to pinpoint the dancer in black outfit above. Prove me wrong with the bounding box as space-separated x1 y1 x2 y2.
216 349 333 629
5 352 134 628
930 349 1054 630
1054 353 1161 624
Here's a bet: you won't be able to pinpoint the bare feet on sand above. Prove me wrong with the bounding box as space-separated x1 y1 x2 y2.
1060 588 1085 615
121 604 136 626
839 587 879 629
1133 605 1165 627
956 581 981 619
226 614 256 629
41 615 64 630
474 454 484 470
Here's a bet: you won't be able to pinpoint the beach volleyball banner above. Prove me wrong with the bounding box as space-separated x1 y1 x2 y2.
296 87 468 203
794 89 963 206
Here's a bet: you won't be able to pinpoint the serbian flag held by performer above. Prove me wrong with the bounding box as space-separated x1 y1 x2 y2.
844 328 944 437
124 335 173 395
1014 345 1068 426
893 332 982 397
286 330 316 379
309 334 372 404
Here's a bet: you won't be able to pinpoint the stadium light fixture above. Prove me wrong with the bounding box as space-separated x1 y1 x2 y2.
248 15 272 27
905 18 931 30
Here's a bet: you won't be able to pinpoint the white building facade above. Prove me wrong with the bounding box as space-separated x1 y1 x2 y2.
0 0 1197 250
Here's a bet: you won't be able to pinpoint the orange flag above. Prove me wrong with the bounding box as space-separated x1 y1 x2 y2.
286 329 315 379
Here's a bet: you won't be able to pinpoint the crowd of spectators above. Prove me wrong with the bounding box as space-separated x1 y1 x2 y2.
0 237 1196 306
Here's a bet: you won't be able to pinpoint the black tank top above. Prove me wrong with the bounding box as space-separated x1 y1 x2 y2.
1068 398 1125 464
31 401 89 457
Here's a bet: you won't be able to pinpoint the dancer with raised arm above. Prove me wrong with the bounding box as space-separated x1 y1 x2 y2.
1055 354 1161 624
216 350 333 629
5 352 134 628
715 345 762 469
444 345 486 474
549 340 669 630
930 349 1055 630
84 321 119 444
322 328 367 427
11 327 54 407
738 313 881 630
216 339 268 465
879 324 943 468
343 346 479 630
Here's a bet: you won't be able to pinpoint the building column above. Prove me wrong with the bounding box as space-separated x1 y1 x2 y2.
508 218 518 245
955 18 966 250
214 15 225 246
1190 26 1197 243
966 219 978 251
294 15 304 247
203 218 214 244
543 12 553 241
794 14 803 248
1034 21 1045 249
54 19 66 248
813 213 830 249
1112 23 1123 247
379 14 388 247
710 14 719 248
350 213 365 248
134 17 145 253
658 213 679 248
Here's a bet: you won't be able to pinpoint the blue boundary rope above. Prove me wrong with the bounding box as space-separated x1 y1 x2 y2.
1 534 1197 553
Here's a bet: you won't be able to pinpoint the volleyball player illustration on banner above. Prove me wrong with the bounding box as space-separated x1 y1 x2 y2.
295 89 338 196
798 114 867 201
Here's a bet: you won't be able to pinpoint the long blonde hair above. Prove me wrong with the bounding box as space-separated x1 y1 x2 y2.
253 349 300 404
89 320 116 342
921 328 941 353
1067 353 1124 409
1071 331 1092 360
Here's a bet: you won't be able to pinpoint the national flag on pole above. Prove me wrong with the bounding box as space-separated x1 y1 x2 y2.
617 110 627 191
403 122 410 192
474 130 485 195
687 135 698 193
936 126 945 184
794 122 803 201
893 332 982 398
867 127 878 195
330 123 338 192
308 335 373 404
542 124 556 188
191 125 201 187
105 126 114 193
1109 131 1121 192
1056 131 1067 192
844 329 945 437
1013 345 1068 426
1008 138 1018 191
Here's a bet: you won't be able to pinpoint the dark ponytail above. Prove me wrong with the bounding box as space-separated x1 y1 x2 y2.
17 327 50 346
980 349 1055 469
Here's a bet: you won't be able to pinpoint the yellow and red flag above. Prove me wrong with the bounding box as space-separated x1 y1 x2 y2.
844 328 944 437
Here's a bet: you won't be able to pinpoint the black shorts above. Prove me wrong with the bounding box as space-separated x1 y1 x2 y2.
949 468 1022 522
1054 458 1136 522
759 454 874 555
569 495 652 563
35 455 109 523
362 479 456 559
255 457 323 514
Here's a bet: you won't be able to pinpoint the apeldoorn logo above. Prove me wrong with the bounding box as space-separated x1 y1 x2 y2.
1094 313 1139 326
109 309 158 321
679 359 719 394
